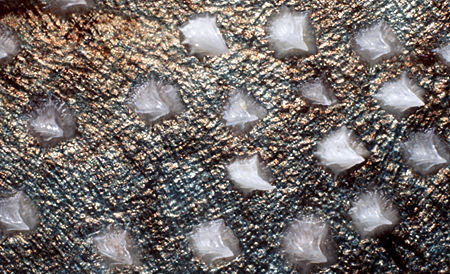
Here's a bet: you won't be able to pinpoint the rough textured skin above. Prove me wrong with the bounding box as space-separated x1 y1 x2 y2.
0 0 448 273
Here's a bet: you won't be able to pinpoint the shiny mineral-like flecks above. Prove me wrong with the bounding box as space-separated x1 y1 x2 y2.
0 191 39 234
93 225 139 267
298 77 337 106
0 24 20 65
373 72 425 118
349 191 399 237
128 77 185 124
402 130 449 175
266 6 317 58
281 216 335 273
434 43 450 66
315 127 369 176
188 219 240 267
28 99 77 147
222 89 267 133
227 155 274 194
179 14 229 58
46 0 95 16
354 20 403 64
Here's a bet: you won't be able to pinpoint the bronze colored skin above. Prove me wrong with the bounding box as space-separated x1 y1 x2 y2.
0 1 448 273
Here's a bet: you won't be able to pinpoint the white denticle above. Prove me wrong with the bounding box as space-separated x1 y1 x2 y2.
0 191 39 233
222 90 267 133
29 99 76 147
434 43 450 66
281 217 332 270
267 6 317 58
129 78 185 124
350 191 399 237
93 226 138 266
373 72 425 118
46 0 94 16
0 24 20 65
227 155 274 194
354 20 403 64
188 219 240 267
402 130 449 175
298 78 337 106
315 127 369 176
180 14 229 57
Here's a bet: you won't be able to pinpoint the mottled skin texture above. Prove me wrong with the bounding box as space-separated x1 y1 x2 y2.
0 0 448 273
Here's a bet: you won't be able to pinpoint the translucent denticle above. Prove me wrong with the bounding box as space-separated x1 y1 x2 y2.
46 0 95 16
188 219 240 267
402 130 449 175
281 216 334 272
315 127 369 176
0 191 39 234
180 14 229 57
28 99 76 147
354 20 403 64
373 72 425 118
222 90 266 133
350 191 399 237
267 6 317 58
0 24 20 65
227 155 274 194
128 78 185 124
93 225 139 267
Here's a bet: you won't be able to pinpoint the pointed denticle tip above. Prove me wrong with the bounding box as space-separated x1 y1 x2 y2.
354 20 403 64
267 6 317 58
179 13 229 58
222 90 267 133
0 24 21 66
0 191 39 234
298 78 337 106
350 191 399 237
188 219 240 267
93 225 140 267
373 72 425 118
434 43 450 66
128 77 185 124
281 216 335 272
315 127 369 176
227 155 274 194
28 99 77 147
46 0 95 16
402 130 449 175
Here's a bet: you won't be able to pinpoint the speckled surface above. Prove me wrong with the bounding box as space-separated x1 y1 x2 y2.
0 0 448 273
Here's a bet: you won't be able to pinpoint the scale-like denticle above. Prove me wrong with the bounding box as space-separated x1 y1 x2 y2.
93 225 140 267
222 90 267 133
46 0 95 16
281 216 335 273
227 155 274 195
434 43 450 66
298 78 337 106
354 20 403 64
0 24 20 65
402 130 449 175
373 72 425 118
267 6 317 58
349 191 399 237
128 77 185 124
315 127 369 176
28 99 77 147
0 191 39 234
188 219 240 267
180 14 229 57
